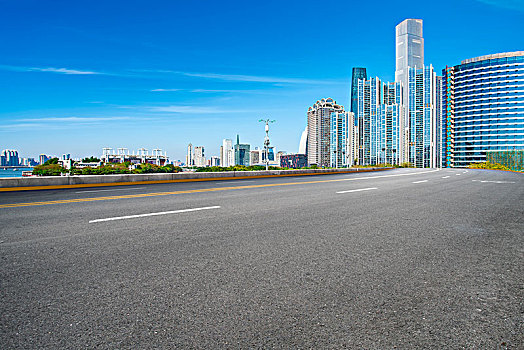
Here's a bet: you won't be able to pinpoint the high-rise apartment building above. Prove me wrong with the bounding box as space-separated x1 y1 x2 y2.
1 149 20 166
357 79 402 165
330 111 355 167
350 68 367 117
395 18 424 163
442 51 524 167
221 139 234 167
408 65 437 168
307 98 344 167
194 146 206 167
435 75 444 167
186 143 193 166
234 134 250 166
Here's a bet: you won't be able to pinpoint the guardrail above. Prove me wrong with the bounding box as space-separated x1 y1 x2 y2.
0 167 392 190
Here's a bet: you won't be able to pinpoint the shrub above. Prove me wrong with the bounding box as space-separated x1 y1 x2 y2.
468 162 510 171
32 164 66 176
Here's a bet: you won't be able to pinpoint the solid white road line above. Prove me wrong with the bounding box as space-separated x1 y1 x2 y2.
412 180 428 184
456 174 461 176
336 187 378 194
76 187 145 194
472 180 515 184
89 206 221 223
442 176 450 179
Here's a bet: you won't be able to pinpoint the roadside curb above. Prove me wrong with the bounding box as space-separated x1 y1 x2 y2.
0 167 393 192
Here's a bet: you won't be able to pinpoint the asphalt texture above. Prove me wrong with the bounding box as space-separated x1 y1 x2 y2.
0 168 523 349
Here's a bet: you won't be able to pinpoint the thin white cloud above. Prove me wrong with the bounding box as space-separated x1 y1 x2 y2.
0 64 103 75
180 71 337 85
149 105 249 114
0 123 46 129
18 116 132 122
30 67 100 75
136 69 341 85
151 88 182 92
474 0 524 10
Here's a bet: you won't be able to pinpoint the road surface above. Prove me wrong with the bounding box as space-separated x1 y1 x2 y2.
1 168 522 348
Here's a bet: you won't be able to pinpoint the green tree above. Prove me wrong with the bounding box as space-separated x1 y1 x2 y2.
43 157 59 165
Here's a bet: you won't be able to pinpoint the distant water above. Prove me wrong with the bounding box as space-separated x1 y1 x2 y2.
0 168 33 178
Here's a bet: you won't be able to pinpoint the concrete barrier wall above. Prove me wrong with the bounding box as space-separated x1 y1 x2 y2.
0 168 391 188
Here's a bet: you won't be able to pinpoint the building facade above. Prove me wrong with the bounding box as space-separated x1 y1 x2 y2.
222 139 234 167
194 146 206 167
234 135 250 166
357 78 402 165
307 98 344 167
186 143 193 166
351 68 367 117
330 111 355 167
280 154 307 169
408 65 437 168
1 149 20 166
395 18 424 163
442 51 524 167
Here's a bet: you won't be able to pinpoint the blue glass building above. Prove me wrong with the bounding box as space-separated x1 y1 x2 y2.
351 68 367 119
442 51 524 167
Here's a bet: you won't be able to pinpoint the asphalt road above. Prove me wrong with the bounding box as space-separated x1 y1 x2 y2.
1 168 523 349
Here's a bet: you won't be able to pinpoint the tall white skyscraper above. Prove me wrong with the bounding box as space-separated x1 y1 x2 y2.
221 139 234 167
395 18 424 163
186 143 193 166
194 146 206 167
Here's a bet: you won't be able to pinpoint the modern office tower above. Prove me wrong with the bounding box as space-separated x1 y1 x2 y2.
442 51 524 167
222 139 234 167
1 149 20 166
194 146 206 167
299 126 308 155
408 65 437 168
330 111 355 167
357 78 402 165
219 146 224 166
234 134 250 166
350 67 367 117
435 76 444 167
307 98 344 167
186 143 194 166
395 18 424 162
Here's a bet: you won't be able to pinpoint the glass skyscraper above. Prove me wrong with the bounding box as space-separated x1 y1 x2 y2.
442 51 524 167
395 19 425 164
350 67 367 118
234 134 250 166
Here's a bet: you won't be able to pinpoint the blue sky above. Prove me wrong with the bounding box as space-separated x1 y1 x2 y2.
1 0 523 161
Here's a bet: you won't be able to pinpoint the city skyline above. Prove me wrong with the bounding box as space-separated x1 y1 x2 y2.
0 0 523 161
